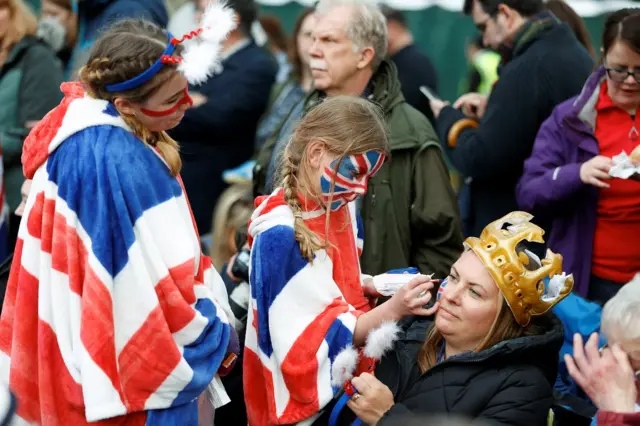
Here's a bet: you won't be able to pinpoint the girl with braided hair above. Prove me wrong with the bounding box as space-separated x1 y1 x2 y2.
244 96 441 426
0 5 242 425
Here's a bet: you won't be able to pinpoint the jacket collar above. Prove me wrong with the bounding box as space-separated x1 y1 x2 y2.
499 11 559 69
400 313 564 385
566 66 607 134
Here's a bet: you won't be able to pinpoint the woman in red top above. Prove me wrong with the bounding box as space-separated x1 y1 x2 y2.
517 8 640 304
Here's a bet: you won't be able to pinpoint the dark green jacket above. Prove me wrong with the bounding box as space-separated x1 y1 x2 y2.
255 60 463 277
0 36 63 209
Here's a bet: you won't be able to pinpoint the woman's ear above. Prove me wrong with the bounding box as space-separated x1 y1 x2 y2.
306 139 326 170
113 97 137 117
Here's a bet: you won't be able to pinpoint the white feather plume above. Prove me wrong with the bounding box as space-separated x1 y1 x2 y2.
363 321 401 360
178 1 237 85
331 346 359 387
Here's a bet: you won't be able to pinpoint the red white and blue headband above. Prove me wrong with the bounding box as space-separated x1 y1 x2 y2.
105 2 237 93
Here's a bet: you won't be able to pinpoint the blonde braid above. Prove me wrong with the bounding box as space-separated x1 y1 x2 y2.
281 155 323 262
120 116 182 176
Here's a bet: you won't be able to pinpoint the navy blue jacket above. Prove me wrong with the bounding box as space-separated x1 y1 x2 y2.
69 0 168 76
171 42 277 234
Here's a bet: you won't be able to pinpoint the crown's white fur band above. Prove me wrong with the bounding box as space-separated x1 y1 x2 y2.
178 1 237 85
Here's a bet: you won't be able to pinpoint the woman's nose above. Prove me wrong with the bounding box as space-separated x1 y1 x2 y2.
443 284 463 304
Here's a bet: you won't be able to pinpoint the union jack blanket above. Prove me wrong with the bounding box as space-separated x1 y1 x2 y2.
0 82 235 425
244 189 369 425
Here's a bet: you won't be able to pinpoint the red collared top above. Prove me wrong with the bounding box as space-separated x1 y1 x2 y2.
591 81 640 283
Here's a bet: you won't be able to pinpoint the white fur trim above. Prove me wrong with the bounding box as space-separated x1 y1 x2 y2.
331 346 359 387
178 1 237 85
362 321 401 360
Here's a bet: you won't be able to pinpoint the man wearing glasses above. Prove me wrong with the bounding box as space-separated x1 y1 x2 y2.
429 0 592 238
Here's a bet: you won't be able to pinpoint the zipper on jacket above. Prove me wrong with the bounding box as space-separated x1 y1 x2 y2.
630 113 638 141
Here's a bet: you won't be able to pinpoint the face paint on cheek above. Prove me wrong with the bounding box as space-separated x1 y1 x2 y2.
140 88 193 117
437 277 448 301
319 151 386 211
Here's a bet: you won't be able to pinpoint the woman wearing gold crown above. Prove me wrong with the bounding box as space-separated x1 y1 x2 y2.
324 212 573 426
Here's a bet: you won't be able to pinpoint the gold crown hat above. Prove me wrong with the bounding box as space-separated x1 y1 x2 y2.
465 211 574 327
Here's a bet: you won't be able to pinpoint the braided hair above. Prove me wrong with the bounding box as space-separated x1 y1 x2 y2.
78 19 184 176
278 96 389 262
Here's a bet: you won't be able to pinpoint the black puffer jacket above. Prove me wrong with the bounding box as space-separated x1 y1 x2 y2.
324 314 563 426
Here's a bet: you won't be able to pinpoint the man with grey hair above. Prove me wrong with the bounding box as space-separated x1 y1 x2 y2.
566 274 640 425
254 0 463 280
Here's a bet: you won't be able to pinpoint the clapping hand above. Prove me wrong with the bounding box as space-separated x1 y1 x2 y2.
565 333 637 414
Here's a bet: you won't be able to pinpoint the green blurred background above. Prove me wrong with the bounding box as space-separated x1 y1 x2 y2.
259 3 607 102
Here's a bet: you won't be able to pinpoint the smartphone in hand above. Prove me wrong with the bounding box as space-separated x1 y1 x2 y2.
419 86 441 102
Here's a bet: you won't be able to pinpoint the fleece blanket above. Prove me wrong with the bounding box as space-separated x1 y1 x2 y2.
243 189 369 426
0 82 234 425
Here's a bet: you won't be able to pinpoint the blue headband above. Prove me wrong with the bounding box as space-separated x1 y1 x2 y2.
105 32 178 93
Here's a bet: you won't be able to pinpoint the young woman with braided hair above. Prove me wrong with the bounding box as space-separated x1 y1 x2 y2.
0 6 242 425
244 96 441 426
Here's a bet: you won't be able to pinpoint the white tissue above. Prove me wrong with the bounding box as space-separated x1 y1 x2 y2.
372 273 428 296
609 152 640 179
542 273 567 302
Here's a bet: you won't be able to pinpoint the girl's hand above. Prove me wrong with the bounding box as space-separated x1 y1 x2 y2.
347 373 394 425
362 278 382 299
387 275 439 318
565 333 637 413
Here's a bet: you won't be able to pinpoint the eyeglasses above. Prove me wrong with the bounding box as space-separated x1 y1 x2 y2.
605 66 640 84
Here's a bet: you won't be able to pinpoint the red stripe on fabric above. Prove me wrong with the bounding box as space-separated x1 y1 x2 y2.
0 238 24 354
278 298 350 422
248 190 288 248
176 175 201 240
194 255 208 288
26 192 45 245
64 218 89 296
22 82 85 179
304 208 370 312
1 256 146 424
25 192 56 254
40 319 147 425
117 305 182 411
244 348 280 426
6 263 41 423
25 192 86 295
38 320 94 424
155 260 198 332
80 263 127 406
256 191 288 218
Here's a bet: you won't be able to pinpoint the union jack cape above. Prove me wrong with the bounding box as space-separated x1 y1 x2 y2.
244 189 369 425
0 82 235 425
